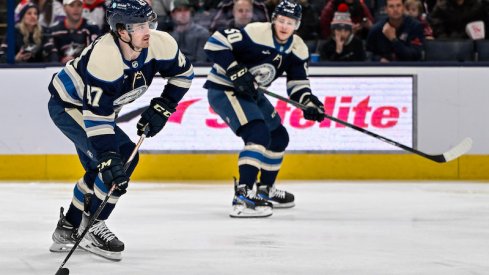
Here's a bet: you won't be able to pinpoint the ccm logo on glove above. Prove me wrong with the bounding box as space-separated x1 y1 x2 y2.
229 67 248 80
153 103 173 117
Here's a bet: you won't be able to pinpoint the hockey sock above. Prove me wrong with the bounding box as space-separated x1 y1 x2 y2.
260 125 288 186
65 174 95 227
89 174 121 220
260 150 284 186
87 142 139 220
238 144 265 189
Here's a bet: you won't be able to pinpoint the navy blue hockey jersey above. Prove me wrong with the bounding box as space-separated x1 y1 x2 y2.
49 18 100 62
48 30 194 155
203 22 312 102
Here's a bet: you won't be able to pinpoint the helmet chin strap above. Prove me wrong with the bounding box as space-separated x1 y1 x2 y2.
119 32 142 53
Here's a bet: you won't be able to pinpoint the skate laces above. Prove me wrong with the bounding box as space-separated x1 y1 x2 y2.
269 186 286 199
246 189 264 200
90 221 116 242
237 185 266 201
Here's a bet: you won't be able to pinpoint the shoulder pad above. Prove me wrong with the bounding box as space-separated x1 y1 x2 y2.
87 34 124 82
243 22 274 48
291 34 309 61
146 30 179 61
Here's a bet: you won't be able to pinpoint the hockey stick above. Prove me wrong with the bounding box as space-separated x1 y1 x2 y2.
258 87 472 163
55 131 147 275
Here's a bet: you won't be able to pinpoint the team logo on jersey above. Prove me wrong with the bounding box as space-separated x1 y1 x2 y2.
114 71 148 105
132 71 147 88
273 54 283 68
132 61 139 68
114 85 148 106
249 63 276 86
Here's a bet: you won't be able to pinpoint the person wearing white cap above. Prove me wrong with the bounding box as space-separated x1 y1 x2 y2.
48 0 100 64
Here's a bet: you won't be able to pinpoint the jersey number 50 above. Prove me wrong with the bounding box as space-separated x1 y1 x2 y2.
224 29 243 44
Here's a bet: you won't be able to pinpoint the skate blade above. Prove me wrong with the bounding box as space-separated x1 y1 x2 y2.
229 205 273 218
270 201 295 209
79 239 122 261
49 242 74 252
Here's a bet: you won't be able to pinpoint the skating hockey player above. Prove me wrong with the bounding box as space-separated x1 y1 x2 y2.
48 0 193 260
203 0 325 218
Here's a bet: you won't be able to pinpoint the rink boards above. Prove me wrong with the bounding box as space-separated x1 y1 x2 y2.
0 66 488 180
0 153 487 180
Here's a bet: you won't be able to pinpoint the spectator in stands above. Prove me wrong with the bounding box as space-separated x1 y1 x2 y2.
429 0 489 39
16 0 67 27
192 0 221 30
226 0 254 29
152 0 174 31
1 2 57 63
82 0 107 30
366 0 424 62
404 0 433 39
320 0 374 40
210 0 269 32
295 0 321 41
170 0 209 63
320 4 366 61
49 0 99 64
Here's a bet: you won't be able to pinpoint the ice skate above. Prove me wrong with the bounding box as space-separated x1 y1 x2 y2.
256 183 295 208
49 207 77 252
230 180 273 218
78 213 124 261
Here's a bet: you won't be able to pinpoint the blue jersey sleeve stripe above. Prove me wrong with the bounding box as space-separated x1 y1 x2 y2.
207 36 229 49
58 70 81 101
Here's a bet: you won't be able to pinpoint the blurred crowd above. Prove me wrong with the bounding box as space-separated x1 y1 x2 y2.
2 0 489 64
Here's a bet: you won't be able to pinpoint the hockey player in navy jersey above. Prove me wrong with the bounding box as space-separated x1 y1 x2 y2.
204 0 325 218
48 0 193 260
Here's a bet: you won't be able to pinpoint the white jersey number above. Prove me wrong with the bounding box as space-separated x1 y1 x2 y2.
86 85 103 107
224 28 243 44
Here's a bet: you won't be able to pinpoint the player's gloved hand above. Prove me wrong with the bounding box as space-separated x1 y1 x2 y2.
97 151 129 192
137 96 177 137
226 64 258 99
300 94 325 122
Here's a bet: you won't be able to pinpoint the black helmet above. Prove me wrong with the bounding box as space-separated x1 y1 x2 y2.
272 0 302 22
107 0 157 32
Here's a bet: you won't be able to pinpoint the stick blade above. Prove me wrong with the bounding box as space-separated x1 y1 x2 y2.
442 137 473 162
55 268 69 275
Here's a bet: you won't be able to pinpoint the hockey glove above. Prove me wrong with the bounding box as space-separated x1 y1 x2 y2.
97 151 129 191
137 96 177 137
226 64 258 99
300 94 325 122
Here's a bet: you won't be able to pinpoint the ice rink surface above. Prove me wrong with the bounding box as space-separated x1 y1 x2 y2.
1 181 489 275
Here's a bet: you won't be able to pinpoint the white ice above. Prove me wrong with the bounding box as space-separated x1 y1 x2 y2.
1 181 489 275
